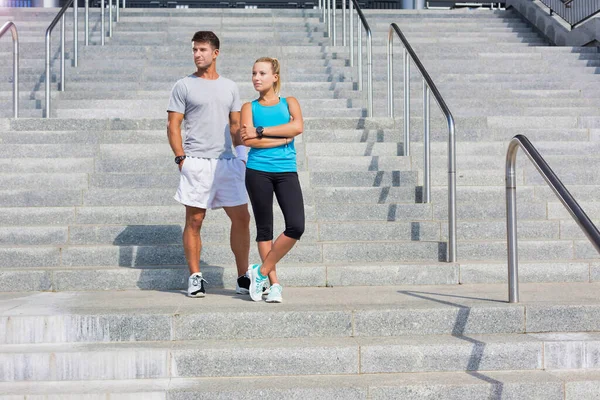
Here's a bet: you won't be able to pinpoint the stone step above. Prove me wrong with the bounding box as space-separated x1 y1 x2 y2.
1 117 393 132
304 127 594 143
1 119 597 142
0 198 593 239
0 334 555 382
0 239 444 268
9 84 600 102
54 107 365 119
418 154 600 170
2 257 597 292
10 98 598 117
306 140 600 157
10 72 349 83
0 370 588 399
2 283 600 343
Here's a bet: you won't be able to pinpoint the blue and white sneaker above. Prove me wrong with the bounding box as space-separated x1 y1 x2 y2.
248 264 267 302
237 272 270 295
265 283 283 303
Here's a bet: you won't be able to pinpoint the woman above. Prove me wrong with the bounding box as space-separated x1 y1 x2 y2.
240 57 305 303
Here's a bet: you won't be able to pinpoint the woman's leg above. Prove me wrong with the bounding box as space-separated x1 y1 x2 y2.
245 168 276 277
258 241 279 285
259 172 305 277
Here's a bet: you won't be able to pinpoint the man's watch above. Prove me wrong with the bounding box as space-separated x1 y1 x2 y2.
255 126 264 138
175 155 186 164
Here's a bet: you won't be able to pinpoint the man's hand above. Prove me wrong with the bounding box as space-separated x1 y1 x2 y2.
241 124 258 141
178 158 185 171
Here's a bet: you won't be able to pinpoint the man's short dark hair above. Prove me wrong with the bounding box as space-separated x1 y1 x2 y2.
191 31 220 50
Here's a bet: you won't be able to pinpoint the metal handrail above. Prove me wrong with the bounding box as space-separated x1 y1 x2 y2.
348 0 372 117
85 0 123 47
0 21 19 119
505 135 600 303
387 23 457 263
47 0 123 118
45 0 77 118
540 0 600 28
323 0 335 44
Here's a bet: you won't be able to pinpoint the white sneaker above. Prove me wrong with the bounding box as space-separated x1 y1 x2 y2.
247 264 267 302
237 272 270 295
187 272 206 298
265 283 283 303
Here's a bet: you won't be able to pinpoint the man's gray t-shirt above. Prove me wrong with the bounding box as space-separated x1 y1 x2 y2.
168 75 241 159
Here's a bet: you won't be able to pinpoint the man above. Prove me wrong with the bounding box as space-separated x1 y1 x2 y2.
167 31 251 297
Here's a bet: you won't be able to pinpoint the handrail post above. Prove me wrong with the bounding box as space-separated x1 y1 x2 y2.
74 1 78 67
60 15 65 91
13 26 18 119
357 13 362 91
387 28 393 118
348 0 372 116
332 0 336 46
325 0 329 37
506 140 519 303
349 0 353 67
324 0 327 32
101 0 105 46
448 118 457 262
366 28 372 117
117 0 120 22
342 0 346 46
403 48 410 157
85 0 89 46
45 27 51 118
328 0 332 41
1 22 19 118
109 0 113 38
423 80 430 203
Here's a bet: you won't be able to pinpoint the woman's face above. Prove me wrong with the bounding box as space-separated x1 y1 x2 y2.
252 62 278 92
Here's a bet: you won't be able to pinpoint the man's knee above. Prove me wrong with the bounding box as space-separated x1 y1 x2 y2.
185 208 206 231
227 205 251 226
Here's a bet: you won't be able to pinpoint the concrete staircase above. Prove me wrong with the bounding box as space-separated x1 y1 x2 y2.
1 5 600 399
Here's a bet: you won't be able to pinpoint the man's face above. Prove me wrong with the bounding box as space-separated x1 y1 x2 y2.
192 41 218 69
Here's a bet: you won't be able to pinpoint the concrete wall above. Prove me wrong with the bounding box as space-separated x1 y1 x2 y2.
507 0 600 46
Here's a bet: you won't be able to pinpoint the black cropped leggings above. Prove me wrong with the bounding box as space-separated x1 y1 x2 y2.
245 168 305 242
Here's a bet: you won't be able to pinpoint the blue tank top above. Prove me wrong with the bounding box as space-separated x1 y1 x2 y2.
246 98 297 173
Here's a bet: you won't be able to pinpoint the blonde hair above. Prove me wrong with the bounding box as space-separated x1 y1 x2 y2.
254 57 281 94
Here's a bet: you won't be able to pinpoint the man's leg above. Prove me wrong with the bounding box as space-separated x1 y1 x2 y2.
223 204 250 277
183 205 206 274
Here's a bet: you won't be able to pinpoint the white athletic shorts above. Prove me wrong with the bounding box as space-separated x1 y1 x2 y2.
174 157 247 210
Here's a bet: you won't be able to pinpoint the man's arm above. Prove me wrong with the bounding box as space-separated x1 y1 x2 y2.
230 111 242 146
167 111 185 169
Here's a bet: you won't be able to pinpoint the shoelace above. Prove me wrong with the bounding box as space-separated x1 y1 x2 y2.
255 276 267 294
191 275 207 287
